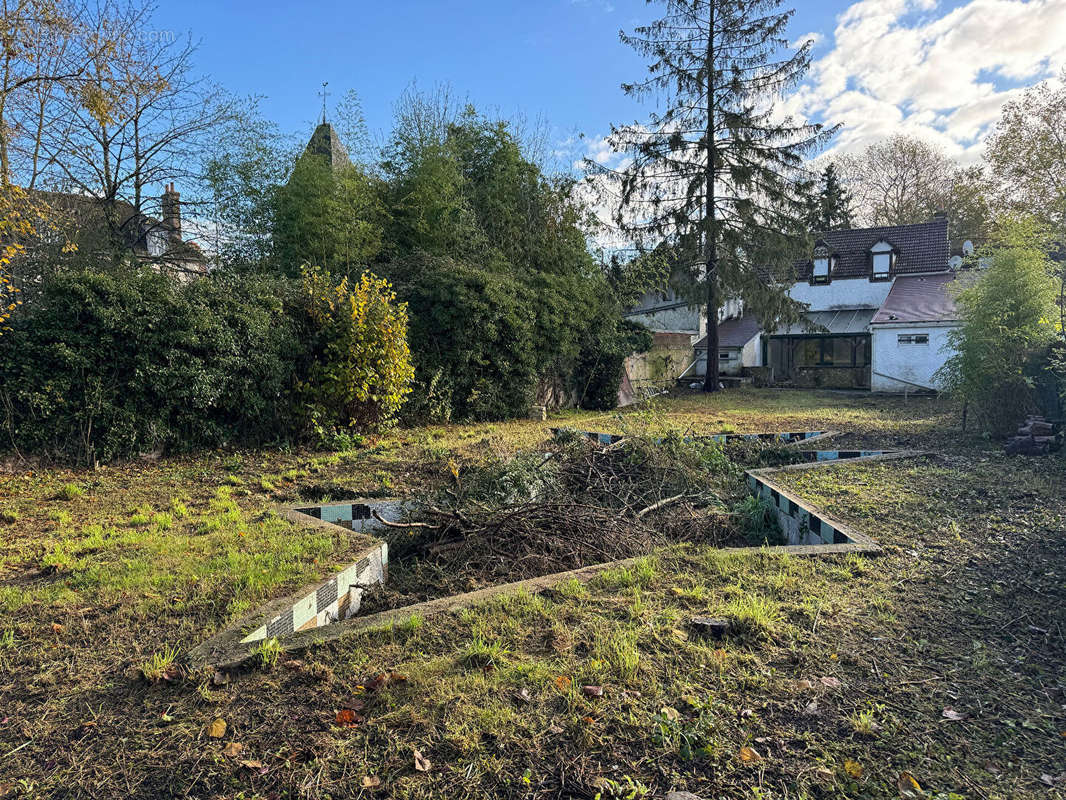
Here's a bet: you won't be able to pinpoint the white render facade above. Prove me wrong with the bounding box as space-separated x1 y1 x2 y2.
623 219 963 392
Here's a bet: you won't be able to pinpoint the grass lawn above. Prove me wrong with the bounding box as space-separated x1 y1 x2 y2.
0 388 1063 799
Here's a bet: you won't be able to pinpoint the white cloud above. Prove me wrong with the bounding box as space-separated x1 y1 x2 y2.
571 0 616 13
799 0 1066 162
789 31 824 50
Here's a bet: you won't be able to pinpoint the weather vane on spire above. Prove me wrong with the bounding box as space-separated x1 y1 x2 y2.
318 81 330 124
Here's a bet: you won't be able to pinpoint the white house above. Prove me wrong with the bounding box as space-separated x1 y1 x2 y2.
625 216 964 392
765 217 959 391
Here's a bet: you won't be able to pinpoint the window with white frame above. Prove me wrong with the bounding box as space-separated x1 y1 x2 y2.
811 243 831 284
870 240 894 280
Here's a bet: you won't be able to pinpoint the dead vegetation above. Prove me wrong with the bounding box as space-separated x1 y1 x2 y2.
1 389 1063 799
366 424 760 607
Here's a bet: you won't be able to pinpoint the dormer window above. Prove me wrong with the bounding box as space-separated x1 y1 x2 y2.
870 240 895 281
811 243 832 284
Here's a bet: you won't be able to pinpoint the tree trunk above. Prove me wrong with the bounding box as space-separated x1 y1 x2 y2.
702 1 719 394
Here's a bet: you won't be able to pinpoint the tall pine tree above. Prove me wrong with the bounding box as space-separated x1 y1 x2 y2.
803 162 853 232
603 0 837 391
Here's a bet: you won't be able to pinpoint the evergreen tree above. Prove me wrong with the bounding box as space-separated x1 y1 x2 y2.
803 163 853 232
602 0 837 391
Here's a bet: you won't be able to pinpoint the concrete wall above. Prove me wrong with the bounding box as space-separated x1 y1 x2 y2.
626 331 697 390
870 324 958 392
624 303 700 333
788 277 893 311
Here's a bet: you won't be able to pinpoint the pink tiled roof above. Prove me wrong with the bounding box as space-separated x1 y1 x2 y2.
871 272 959 324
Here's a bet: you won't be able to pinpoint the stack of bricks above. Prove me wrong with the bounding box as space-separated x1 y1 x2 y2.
1004 416 1061 456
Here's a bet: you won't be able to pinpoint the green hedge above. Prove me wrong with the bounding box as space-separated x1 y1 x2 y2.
386 252 643 422
0 269 301 462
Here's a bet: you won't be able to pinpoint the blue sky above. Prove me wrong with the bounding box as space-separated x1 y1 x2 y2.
151 1 840 150
152 0 1066 167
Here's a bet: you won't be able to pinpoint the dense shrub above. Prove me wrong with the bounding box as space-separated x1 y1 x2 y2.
297 266 414 434
573 318 654 411
936 219 1060 434
383 252 641 421
0 268 302 462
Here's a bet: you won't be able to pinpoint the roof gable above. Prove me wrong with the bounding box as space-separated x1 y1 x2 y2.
795 220 949 280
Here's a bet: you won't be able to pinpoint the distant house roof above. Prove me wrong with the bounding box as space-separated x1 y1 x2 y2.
795 219 949 280
871 273 959 325
693 314 761 349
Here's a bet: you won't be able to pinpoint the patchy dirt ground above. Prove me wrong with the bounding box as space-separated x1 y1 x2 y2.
0 388 1063 799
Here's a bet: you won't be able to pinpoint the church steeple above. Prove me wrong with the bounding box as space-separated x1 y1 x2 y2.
299 81 350 171
302 121 352 171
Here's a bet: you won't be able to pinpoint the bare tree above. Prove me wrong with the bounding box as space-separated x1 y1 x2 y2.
837 134 990 242
29 1 232 265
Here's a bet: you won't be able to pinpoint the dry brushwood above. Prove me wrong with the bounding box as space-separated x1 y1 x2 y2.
372 435 744 600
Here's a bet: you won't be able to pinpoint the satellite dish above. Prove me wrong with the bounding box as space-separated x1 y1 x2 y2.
962 240 974 255
949 255 963 269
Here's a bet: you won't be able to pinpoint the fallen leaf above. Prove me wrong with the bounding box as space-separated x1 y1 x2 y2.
555 675 572 691
582 685 603 697
819 676 842 689
361 775 381 788
814 767 834 785
804 700 821 716
512 688 531 704
660 706 680 722
739 708 754 719
581 715 596 725
239 759 263 770
738 746 762 763
844 759 863 778
335 709 362 727
671 586 684 596
941 707 966 721
364 673 389 692
389 671 408 683
282 659 304 671
1040 775 1056 787
413 748 432 772
897 771 924 798
794 679 814 690
207 718 226 738
547 724 564 734
222 741 243 758
51 623 63 634
340 697 366 712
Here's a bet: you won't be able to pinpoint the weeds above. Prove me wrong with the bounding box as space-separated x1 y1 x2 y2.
253 637 282 669
722 593 782 639
140 646 180 682
458 636 508 669
56 483 84 501
733 495 782 545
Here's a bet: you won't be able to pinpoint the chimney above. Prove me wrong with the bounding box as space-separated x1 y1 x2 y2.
932 210 947 222
161 183 182 249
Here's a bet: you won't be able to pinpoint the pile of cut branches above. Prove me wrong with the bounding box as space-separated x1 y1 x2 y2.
368 427 750 603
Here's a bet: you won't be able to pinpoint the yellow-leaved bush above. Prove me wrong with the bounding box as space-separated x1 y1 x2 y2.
0 184 36 334
299 265 414 432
